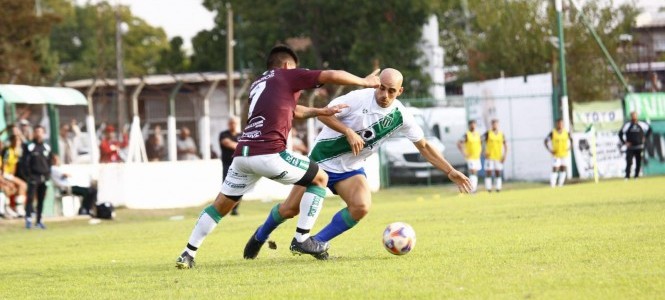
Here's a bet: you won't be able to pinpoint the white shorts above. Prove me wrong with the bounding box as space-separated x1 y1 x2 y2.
552 157 567 168
484 159 503 171
467 159 481 172
220 150 316 197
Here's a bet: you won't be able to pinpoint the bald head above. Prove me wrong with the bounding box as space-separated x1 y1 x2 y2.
374 68 404 108
379 68 404 88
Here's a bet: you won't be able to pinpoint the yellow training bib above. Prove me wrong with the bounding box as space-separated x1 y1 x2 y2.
486 130 504 160
465 131 481 160
552 129 569 158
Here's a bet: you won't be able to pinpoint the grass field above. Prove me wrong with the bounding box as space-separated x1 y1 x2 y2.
1 177 664 299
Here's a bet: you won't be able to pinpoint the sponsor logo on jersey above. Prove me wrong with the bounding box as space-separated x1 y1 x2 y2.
245 116 265 130
242 130 261 139
224 181 247 189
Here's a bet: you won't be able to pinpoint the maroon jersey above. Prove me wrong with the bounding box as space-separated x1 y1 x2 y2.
234 68 322 156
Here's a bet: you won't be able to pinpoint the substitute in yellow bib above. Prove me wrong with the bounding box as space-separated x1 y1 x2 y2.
544 118 571 188
457 120 482 192
483 119 507 192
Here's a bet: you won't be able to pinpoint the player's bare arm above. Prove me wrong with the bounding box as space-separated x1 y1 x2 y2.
318 114 365 156
413 139 471 193
294 104 349 119
318 69 380 88
502 140 508 163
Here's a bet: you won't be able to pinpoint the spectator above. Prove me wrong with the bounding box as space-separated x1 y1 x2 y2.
58 119 81 164
146 125 165 162
20 125 53 229
50 155 97 216
219 116 240 215
1 134 28 217
177 126 199 160
99 125 127 163
619 111 652 179
18 119 32 142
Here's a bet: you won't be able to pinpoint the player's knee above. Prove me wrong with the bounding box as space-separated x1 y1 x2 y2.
349 202 371 220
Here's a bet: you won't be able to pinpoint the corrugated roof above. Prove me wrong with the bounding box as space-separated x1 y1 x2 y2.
636 12 665 28
63 71 246 89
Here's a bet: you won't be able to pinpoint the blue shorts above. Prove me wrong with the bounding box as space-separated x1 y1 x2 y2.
325 168 366 195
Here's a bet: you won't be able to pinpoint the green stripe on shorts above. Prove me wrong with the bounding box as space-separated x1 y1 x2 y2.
279 151 309 171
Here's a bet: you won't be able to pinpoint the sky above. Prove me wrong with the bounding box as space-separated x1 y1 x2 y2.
74 0 216 51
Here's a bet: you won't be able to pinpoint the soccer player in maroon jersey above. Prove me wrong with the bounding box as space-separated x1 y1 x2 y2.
176 45 380 268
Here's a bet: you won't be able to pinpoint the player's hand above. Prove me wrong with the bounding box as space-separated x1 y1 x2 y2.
363 69 380 88
319 104 349 116
345 129 365 156
448 170 471 193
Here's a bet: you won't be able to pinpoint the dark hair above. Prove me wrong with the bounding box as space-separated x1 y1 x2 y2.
556 118 563 123
468 120 476 126
266 45 298 69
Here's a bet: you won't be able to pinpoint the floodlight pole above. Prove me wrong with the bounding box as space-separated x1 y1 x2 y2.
555 0 570 132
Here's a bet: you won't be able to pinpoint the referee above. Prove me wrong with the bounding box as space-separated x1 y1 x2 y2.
618 111 652 179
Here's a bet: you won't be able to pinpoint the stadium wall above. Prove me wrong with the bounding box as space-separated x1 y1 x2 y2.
62 153 381 210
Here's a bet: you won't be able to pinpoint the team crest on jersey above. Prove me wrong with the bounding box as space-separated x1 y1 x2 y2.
360 128 376 141
380 114 394 128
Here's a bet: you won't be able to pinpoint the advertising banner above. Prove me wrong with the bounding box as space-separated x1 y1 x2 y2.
625 93 665 120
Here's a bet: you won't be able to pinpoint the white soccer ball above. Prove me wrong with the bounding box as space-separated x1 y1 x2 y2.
382 222 416 255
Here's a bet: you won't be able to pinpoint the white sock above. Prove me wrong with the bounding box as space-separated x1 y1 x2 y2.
15 195 26 215
295 186 326 242
0 194 6 215
184 205 222 257
469 175 478 192
485 177 492 191
496 177 502 191
557 171 566 186
550 172 558 188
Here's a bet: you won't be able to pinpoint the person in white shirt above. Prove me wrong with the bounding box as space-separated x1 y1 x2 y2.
243 68 471 260
51 155 96 215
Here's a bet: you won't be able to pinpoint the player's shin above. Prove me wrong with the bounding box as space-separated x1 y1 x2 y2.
183 205 223 257
550 172 558 188
313 207 358 243
469 174 478 192
294 185 326 242
255 204 287 242
557 171 566 186
485 176 492 191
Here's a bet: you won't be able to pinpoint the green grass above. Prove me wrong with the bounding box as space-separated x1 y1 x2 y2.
1 178 664 299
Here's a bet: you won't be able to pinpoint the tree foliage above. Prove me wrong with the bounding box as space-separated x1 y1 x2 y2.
48 1 168 81
436 0 639 101
0 0 62 84
195 0 433 94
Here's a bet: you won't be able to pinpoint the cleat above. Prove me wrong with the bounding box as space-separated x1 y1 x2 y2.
290 237 330 256
35 223 46 229
25 218 32 229
175 251 195 269
312 251 329 261
243 227 265 259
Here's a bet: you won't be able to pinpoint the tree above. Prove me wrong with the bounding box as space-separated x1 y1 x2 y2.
49 1 169 80
436 0 639 101
0 0 62 84
156 37 189 73
195 0 433 95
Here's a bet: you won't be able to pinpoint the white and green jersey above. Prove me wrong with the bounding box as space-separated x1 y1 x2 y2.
310 88 424 173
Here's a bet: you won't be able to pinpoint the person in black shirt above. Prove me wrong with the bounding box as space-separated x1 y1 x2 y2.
21 125 53 229
219 116 240 215
618 112 652 179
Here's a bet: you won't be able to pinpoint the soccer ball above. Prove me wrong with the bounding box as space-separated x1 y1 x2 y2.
382 222 416 255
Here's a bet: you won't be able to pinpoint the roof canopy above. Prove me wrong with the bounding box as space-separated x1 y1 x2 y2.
0 84 87 106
